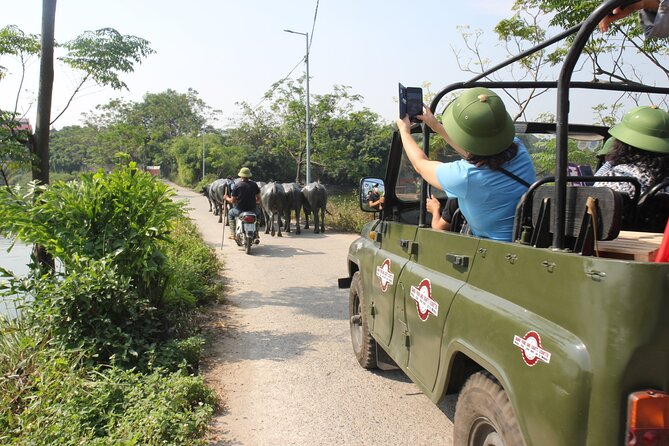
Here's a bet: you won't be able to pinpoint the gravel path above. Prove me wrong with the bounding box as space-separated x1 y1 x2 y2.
170 183 456 446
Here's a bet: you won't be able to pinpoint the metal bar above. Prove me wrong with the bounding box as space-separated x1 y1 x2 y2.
419 123 430 227
554 0 635 249
466 24 582 85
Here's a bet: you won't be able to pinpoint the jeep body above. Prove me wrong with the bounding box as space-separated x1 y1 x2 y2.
339 1 669 444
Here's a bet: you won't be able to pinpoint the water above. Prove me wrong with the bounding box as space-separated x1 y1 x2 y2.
0 237 32 318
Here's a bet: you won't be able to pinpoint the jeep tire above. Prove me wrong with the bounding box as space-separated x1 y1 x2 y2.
454 371 524 446
348 271 377 369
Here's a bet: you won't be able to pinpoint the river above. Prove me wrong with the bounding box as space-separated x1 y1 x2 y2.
0 237 31 318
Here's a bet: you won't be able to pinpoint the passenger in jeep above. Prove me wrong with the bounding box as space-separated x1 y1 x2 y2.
594 105 669 198
426 194 459 231
395 87 536 242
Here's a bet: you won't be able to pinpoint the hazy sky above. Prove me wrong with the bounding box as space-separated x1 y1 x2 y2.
0 0 521 129
1 1 664 131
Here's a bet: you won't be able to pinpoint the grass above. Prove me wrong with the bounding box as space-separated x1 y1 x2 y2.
326 189 377 233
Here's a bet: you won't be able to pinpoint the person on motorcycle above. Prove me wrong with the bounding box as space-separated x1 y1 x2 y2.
225 167 261 239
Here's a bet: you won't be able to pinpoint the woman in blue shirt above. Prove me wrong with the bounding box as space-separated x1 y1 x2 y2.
396 87 536 242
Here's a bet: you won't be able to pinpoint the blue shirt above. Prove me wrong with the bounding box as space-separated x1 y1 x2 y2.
435 139 536 241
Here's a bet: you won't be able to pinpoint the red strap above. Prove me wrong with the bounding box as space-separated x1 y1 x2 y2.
655 218 669 262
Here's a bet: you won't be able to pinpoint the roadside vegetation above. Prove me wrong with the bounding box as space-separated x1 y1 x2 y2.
0 163 222 445
327 190 374 233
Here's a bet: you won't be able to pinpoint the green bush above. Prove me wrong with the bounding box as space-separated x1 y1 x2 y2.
162 217 222 307
0 349 216 445
23 257 160 365
0 164 223 444
327 190 374 233
150 335 206 373
0 163 183 305
0 165 222 368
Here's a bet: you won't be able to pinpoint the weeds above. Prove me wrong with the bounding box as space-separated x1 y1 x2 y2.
327 190 375 233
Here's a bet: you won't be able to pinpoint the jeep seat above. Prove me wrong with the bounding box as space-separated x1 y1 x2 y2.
633 178 669 233
516 184 623 255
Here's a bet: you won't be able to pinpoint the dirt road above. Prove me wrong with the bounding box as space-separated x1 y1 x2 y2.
170 183 456 446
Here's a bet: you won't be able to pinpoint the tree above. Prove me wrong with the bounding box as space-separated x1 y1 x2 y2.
313 109 392 184
49 124 98 173
452 9 554 122
233 78 384 184
500 1 669 123
88 89 218 176
0 20 155 186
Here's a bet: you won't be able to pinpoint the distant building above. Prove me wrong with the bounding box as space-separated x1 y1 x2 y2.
146 165 161 177
17 118 32 133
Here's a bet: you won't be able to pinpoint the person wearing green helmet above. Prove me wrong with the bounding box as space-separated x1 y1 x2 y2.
396 87 536 242
594 105 669 198
595 137 617 173
225 167 261 238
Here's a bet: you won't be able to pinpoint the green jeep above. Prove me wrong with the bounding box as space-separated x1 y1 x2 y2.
338 2 669 445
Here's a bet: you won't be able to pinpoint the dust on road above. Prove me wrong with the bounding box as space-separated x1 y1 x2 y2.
170 183 456 446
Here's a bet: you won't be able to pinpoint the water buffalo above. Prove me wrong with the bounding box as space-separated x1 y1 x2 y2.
260 182 286 237
281 182 302 234
302 182 328 234
202 184 214 213
255 181 266 227
209 178 235 223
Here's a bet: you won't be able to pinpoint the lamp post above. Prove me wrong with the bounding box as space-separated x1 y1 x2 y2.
284 29 311 184
201 127 205 180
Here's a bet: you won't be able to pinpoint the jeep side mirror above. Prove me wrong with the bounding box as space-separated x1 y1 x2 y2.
360 177 385 213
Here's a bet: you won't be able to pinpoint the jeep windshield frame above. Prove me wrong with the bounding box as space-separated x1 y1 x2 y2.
421 0 669 249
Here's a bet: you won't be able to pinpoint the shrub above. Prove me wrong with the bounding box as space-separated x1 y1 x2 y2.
23 257 160 365
327 190 374 233
162 217 222 307
0 162 183 307
0 165 222 367
1 352 216 445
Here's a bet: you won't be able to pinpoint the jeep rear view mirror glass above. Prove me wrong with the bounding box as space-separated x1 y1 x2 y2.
360 177 385 212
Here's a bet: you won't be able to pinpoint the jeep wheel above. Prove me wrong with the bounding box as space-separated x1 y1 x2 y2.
348 271 377 369
454 371 523 446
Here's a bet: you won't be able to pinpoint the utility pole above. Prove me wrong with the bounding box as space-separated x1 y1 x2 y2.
284 29 311 184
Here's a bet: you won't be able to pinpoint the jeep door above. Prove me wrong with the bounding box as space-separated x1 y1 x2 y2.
368 140 421 363
399 228 479 391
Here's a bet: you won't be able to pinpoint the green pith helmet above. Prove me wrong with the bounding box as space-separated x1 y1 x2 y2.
442 87 515 156
608 105 669 154
597 137 616 157
237 167 252 178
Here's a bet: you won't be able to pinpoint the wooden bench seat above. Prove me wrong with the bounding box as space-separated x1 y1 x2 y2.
597 231 664 262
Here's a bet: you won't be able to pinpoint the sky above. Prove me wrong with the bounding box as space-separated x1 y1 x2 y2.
0 0 520 130
0 0 665 131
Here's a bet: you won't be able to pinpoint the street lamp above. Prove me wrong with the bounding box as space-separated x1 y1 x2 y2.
284 29 311 184
201 127 206 180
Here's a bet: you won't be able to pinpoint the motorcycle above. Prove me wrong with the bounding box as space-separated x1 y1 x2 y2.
234 211 259 254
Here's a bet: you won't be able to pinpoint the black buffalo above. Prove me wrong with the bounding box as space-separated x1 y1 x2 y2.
260 182 286 237
302 182 328 234
281 182 302 234
208 178 235 223
202 183 214 213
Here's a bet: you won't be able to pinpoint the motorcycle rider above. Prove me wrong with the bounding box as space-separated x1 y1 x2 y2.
224 167 261 240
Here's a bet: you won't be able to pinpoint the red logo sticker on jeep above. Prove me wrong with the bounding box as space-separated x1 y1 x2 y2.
410 279 439 321
513 331 551 367
376 259 394 292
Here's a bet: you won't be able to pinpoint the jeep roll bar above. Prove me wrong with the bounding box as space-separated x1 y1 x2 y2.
422 0 669 250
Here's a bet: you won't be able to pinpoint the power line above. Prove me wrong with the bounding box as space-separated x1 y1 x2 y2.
253 58 304 109
253 0 320 111
308 0 319 53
